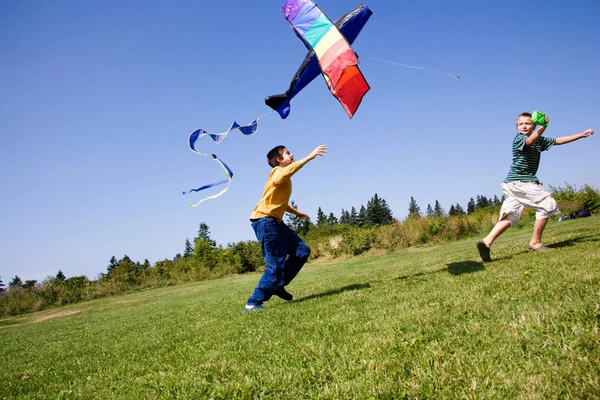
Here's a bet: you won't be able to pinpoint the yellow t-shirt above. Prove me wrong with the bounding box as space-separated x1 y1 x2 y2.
250 162 303 221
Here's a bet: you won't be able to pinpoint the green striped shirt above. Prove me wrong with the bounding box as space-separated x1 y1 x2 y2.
504 133 555 182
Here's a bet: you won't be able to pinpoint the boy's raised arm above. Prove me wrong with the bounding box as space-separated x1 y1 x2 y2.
555 129 594 145
525 115 549 146
296 145 328 167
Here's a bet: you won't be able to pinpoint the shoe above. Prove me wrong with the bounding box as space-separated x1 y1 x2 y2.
476 240 492 262
242 304 264 312
273 286 293 301
528 245 555 253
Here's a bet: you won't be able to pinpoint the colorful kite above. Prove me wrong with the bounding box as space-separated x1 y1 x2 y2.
184 2 372 206
271 0 370 119
265 4 372 119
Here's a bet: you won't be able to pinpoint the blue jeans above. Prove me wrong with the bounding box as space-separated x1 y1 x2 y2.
247 217 310 306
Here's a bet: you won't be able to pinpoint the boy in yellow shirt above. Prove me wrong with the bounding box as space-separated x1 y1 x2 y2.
243 144 327 312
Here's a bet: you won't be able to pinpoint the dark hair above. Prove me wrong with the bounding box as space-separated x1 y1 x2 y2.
267 145 286 168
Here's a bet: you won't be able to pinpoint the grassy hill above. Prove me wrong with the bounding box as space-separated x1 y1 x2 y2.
1 217 599 398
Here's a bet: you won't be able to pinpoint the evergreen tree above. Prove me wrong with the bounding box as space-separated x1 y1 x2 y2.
107 256 118 275
0 276 4 293
349 206 358 225
434 200 445 217
365 193 394 225
196 222 216 247
327 212 338 225
448 204 456 216
476 195 489 210
9 275 23 287
344 209 352 224
380 198 394 224
493 195 501 206
426 204 434 218
408 197 421 218
56 270 66 282
23 280 37 290
454 203 466 215
316 207 327 226
339 208 349 224
357 205 367 226
184 238 193 257
467 198 476 214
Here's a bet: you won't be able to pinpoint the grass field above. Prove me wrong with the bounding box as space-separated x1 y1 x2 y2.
1 217 599 399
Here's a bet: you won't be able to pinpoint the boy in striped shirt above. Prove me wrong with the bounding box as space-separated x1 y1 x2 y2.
477 112 594 262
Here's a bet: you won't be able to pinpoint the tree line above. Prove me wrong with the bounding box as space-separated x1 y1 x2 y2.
3 184 598 317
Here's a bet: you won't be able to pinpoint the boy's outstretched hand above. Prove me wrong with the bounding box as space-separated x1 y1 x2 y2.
309 145 327 159
581 129 594 138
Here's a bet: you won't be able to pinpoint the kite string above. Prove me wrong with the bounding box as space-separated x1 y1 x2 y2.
256 109 274 120
364 57 460 79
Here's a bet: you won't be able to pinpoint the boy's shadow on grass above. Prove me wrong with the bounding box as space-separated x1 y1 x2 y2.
396 261 485 281
548 235 599 249
446 261 485 275
295 283 371 303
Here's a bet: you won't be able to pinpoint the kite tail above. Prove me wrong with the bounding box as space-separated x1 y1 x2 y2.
184 154 233 207
183 112 271 206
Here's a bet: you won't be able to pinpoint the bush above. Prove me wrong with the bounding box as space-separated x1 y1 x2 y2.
333 228 378 256
551 183 600 214
579 185 600 213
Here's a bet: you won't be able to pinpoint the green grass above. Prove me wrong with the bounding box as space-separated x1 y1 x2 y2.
1 217 599 399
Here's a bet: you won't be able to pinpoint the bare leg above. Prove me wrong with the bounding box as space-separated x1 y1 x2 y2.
530 218 548 248
483 217 511 247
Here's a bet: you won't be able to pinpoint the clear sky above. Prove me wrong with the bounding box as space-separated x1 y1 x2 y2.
1 0 598 283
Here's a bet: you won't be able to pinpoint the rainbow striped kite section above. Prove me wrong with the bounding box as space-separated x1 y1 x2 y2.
282 0 370 118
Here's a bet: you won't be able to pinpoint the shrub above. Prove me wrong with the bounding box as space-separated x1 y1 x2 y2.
333 228 378 256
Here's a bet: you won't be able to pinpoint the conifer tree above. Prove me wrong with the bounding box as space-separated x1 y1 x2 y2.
107 256 118 275
56 270 66 282
467 198 476 214
434 200 445 217
349 206 358 225
339 208 350 224
196 222 216 247
408 197 421 218
357 205 367 226
23 280 37 290
316 207 327 226
184 238 193 257
455 203 466 215
366 193 394 225
449 204 456 216
9 275 22 287
327 212 338 225
426 204 434 218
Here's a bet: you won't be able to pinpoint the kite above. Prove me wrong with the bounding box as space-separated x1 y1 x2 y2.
265 3 372 119
278 0 370 118
184 2 373 206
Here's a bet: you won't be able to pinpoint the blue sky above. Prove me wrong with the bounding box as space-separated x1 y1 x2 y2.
1 0 598 283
